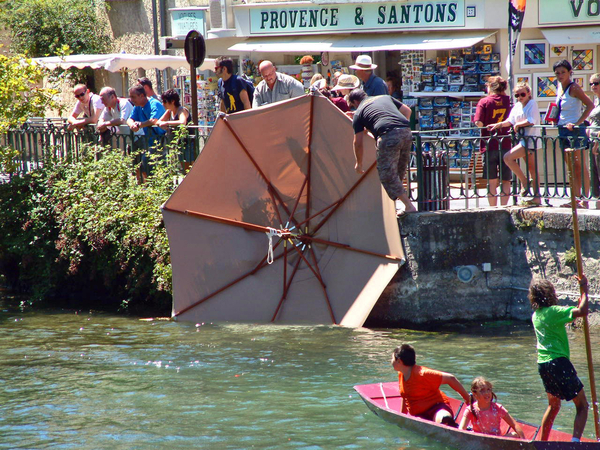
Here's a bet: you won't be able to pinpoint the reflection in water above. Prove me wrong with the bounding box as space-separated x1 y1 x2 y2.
0 307 599 449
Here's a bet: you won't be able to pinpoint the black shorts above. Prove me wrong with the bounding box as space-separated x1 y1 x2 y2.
416 402 454 422
538 357 584 401
483 148 512 181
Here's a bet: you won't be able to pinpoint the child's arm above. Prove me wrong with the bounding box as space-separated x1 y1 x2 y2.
458 411 470 431
572 274 589 318
441 373 470 403
503 413 525 439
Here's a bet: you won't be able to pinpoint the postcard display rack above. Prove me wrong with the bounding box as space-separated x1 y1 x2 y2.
413 46 500 168
174 75 220 131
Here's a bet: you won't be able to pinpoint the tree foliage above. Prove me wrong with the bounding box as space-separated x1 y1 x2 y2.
0 134 189 315
1 0 111 57
0 53 59 132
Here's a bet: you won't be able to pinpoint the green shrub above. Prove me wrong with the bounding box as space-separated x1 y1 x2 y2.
0 136 187 314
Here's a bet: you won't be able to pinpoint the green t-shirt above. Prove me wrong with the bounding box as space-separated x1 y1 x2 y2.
532 305 575 363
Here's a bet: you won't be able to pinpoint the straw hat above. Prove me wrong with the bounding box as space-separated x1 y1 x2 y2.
331 74 360 91
349 55 377 70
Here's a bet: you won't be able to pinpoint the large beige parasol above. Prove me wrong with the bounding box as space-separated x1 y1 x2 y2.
161 95 404 326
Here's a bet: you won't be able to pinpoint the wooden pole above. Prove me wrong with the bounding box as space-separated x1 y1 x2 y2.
566 149 600 440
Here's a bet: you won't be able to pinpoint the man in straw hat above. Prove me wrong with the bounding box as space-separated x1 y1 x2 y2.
348 88 416 216
329 74 360 113
350 55 388 97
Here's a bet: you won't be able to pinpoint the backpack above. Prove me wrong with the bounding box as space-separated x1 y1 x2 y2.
239 74 255 100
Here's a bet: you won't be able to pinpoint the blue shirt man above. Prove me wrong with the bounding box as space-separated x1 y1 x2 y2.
127 84 166 145
350 54 388 97
363 72 388 97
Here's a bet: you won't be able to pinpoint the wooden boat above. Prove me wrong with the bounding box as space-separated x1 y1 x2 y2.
354 382 599 449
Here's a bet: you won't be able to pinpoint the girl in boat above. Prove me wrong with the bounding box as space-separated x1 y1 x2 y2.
459 377 525 438
529 276 589 442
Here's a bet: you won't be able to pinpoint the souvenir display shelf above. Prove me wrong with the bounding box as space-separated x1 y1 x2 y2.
174 74 220 131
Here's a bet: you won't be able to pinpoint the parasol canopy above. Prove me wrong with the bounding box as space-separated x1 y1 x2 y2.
161 95 405 326
31 53 215 72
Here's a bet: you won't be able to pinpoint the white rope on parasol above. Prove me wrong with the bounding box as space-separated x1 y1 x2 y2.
266 227 284 264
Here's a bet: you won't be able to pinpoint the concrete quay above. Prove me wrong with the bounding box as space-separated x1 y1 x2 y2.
366 205 600 329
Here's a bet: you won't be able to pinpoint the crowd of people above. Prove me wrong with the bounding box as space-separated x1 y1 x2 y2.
66 55 600 213
475 62 600 209
392 274 589 442
67 77 189 147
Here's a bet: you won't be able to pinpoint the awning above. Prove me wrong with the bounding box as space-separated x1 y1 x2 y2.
32 53 215 72
541 27 600 45
229 31 496 53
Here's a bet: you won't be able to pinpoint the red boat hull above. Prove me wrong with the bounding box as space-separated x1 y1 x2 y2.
354 382 599 450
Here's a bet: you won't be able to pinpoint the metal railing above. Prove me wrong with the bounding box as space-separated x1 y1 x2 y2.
411 125 600 210
2 120 600 211
1 118 212 177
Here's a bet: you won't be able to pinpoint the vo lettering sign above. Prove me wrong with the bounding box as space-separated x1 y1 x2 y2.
539 0 600 24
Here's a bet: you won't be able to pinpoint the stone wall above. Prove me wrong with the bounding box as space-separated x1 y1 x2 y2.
365 207 600 329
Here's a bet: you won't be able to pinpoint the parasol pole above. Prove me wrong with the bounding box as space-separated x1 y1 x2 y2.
566 149 600 440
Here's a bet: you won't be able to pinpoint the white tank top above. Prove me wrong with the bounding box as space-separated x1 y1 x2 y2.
557 82 582 126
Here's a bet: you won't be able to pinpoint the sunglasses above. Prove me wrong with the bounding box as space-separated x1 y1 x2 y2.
515 92 528 98
591 82 600 87
74 92 86 98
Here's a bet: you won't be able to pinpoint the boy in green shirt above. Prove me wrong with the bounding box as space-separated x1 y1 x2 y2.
529 275 589 442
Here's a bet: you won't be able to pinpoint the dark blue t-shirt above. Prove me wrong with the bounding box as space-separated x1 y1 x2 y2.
218 75 249 114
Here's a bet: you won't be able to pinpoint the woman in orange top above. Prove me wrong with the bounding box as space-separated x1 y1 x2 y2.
392 344 470 426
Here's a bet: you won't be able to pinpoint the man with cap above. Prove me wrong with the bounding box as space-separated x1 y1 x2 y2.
252 60 305 108
348 88 416 216
350 55 388 97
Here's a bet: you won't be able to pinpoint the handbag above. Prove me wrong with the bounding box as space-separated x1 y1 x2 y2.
545 102 559 123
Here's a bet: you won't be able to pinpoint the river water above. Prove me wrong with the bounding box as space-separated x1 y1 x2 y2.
1 307 599 449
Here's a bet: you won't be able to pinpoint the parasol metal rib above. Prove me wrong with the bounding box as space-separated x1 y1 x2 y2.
311 160 377 235
172 207 294 238
308 245 337 324
165 206 401 262
222 118 298 229
172 241 287 318
305 95 315 226
271 252 303 322
288 177 309 227
305 234 403 262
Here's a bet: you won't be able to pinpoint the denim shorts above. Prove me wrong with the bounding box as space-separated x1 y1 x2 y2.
558 126 589 151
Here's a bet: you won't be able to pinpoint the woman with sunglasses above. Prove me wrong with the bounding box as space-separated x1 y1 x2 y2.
587 73 600 209
489 82 541 205
553 60 594 209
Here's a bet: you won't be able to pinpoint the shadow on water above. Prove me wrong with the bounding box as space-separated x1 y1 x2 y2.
0 299 598 449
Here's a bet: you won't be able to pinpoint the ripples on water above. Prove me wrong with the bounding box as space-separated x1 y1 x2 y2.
0 308 599 449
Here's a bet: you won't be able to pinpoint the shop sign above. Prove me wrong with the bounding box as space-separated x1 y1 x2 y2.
170 8 207 37
248 1 465 35
539 0 600 25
